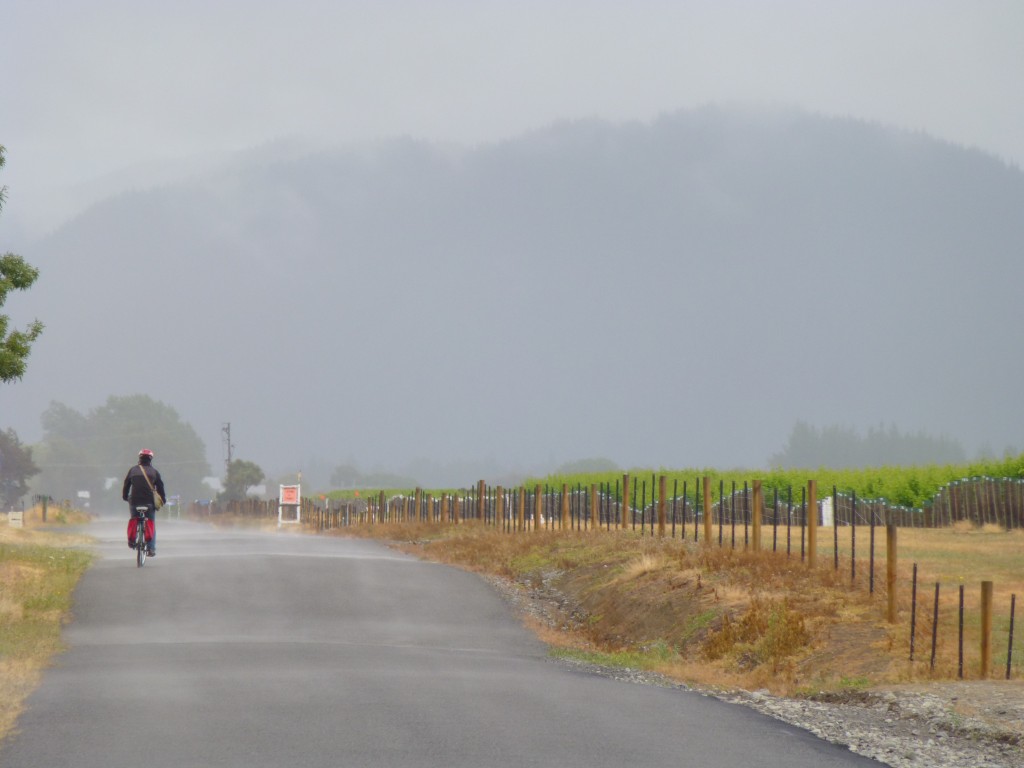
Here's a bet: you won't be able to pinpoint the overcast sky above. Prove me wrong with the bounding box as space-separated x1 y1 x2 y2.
3 0 1023 239
3 1 1024 485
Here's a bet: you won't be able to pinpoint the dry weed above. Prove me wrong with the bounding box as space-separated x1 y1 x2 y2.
704 598 810 666
617 553 668 581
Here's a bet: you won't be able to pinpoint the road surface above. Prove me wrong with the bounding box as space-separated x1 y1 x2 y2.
1 517 882 767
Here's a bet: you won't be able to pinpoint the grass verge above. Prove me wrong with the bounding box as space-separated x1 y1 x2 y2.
0 509 93 742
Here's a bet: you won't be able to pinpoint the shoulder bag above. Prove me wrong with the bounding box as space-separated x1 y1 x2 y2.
139 465 164 510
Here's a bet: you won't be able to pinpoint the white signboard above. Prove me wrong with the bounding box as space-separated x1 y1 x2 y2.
278 484 301 526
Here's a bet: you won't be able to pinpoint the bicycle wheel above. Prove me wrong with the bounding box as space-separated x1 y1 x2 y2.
136 524 146 567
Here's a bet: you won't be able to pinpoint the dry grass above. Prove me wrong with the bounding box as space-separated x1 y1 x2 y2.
616 553 670 581
0 509 94 742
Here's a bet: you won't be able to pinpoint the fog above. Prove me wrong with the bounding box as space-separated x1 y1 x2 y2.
2 2 1023 488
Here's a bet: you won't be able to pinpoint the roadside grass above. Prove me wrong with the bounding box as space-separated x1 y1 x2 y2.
336 520 1024 695
0 508 93 742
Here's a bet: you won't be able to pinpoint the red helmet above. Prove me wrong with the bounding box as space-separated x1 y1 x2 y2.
139 449 154 459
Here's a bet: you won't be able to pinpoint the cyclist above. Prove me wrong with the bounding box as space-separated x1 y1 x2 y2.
122 449 166 557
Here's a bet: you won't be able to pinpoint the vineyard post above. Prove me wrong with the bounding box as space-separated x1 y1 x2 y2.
981 581 994 679
477 480 485 521
591 484 599 530
703 476 712 544
807 480 818 566
752 480 763 552
441 494 450 524
886 522 898 623
415 488 422 523
657 475 666 538
496 487 504 533
565 483 573 532
378 491 385 525
621 474 631 530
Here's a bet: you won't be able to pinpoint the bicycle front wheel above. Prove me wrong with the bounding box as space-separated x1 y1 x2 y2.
136 526 147 567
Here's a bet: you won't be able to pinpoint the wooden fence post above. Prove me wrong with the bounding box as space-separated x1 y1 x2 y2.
414 488 422 523
886 522 898 623
752 480 763 552
441 494 450 524
536 483 544 532
657 475 667 538
807 479 818 566
517 487 526 532
591 484 599 530
496 486 504 532
621 474 631 530
981 581 994 679
477 480 485 521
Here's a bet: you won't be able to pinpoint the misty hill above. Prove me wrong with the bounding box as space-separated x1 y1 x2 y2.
7 105 1024 486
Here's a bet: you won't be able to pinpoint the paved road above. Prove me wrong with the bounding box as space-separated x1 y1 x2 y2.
1 517 882 767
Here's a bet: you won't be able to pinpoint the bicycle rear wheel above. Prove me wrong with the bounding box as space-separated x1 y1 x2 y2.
136 524 146 567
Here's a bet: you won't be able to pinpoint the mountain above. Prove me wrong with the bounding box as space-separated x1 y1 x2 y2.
4 105 1023 487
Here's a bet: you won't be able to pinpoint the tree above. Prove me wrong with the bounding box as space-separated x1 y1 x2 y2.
330 463 362 488
0 428 39 508
33 395 212 506
0 146 44 382
220 459 264 501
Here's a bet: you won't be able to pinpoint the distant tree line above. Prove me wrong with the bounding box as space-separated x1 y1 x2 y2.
770 421 967 469
32 394 212 506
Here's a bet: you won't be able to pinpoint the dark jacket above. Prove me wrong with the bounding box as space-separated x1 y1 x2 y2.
122 463 166 507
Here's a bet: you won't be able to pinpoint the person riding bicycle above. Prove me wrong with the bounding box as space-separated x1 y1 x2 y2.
122 449 166 557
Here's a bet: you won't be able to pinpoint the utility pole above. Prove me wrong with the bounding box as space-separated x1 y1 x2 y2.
222 422 234 476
